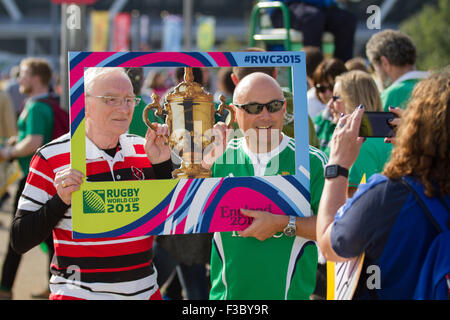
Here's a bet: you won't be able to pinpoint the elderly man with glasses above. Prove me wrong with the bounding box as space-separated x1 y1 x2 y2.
10 67 172 300
204 72 327 300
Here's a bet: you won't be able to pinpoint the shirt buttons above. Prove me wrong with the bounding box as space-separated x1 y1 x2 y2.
116 174 121 180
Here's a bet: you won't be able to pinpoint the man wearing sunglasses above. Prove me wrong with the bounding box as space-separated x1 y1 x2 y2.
206 72 327 300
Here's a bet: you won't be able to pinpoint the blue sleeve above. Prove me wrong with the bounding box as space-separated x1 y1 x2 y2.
330 174 409 259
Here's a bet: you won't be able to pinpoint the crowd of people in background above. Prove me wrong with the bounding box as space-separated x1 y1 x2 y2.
0 24 448 300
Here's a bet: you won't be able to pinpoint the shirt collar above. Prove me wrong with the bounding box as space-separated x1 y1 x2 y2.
29 92 50 100
85 133 136 160
242 132 289 164
392 70 430 86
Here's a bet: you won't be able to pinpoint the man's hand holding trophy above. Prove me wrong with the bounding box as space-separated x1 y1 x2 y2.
143 67 234 178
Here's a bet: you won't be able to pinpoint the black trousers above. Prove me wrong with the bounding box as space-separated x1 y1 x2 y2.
0 177 54 290
271 2 357 62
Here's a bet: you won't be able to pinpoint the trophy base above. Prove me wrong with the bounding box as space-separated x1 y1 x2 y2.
172 164 212 179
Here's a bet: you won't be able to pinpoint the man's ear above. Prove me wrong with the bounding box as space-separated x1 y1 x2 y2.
84 98 90 116
231 73 239 86
380 56 391 72
229 103 238 123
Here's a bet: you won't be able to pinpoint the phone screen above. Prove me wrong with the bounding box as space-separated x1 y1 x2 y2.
359 112 396 137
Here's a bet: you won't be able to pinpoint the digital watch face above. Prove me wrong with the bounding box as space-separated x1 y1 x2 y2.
325 165 338 177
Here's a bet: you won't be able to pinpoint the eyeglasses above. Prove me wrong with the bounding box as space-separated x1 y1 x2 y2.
233 99 285 115
88 95 141 107
315 83 334 93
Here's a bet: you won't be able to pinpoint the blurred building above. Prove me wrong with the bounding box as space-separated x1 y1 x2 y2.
0 0 438 75
0 0 254 74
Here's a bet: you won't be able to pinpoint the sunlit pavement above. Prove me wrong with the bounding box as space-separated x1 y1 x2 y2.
0 184 49 300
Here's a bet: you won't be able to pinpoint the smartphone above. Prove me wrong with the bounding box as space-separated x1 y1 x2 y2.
359 112 396 138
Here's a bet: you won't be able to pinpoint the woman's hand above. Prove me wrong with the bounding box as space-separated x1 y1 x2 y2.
328 106 365 169
384 106 403 144
54 168 84 205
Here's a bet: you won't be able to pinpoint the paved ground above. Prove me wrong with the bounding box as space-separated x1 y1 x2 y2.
0 183 49 300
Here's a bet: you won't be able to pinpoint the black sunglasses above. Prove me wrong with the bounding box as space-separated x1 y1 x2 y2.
233 99 285 115
315 83 334 93
332 95 342 102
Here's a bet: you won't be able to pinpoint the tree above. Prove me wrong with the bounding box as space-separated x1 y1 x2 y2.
400 0 450 71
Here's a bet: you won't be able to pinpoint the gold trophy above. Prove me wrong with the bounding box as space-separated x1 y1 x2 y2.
143 67 235 178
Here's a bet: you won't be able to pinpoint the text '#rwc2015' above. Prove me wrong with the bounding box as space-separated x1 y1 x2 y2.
244 54 301 64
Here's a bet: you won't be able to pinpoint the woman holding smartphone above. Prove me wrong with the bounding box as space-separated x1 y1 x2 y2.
329 70 393 197
316 68 449 300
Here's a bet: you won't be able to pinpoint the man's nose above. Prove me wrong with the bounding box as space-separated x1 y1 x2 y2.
116 101 132 112
258 105 272 119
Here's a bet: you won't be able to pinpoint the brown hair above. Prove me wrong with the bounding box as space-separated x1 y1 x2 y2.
124 67 144 95
312 58 347 101
345 57 369 73
304 46 324 79
312 58 347 86
20 57 52 87
335 70 382 113
383 68 450 197
217 67 235 95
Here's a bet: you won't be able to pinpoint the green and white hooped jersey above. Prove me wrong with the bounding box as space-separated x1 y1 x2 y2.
210 135 327 300
212 134 296 177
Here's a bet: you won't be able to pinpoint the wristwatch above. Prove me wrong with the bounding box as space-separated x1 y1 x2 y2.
283 215 296 237
324 164 349 179
2 146 13 161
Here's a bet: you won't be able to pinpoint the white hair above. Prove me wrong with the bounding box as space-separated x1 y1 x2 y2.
84 67 129 95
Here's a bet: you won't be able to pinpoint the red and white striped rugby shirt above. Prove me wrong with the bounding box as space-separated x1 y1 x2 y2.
13 133 173 300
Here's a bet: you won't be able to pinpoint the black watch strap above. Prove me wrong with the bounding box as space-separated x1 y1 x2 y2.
325 164 349 179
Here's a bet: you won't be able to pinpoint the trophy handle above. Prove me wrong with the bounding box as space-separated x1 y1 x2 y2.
216 95 235 129
143 93 164 131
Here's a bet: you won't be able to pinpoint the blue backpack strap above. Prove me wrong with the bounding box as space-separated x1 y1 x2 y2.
401 176 449 232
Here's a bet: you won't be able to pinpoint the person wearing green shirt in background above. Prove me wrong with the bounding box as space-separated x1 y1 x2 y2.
0 58 55 300
313 110 335 157
0 91 16 213
230 62 320 149
203 72 327 300
311 58 348 156
126 68 164 138
365 29 428 112
330 70 393 198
